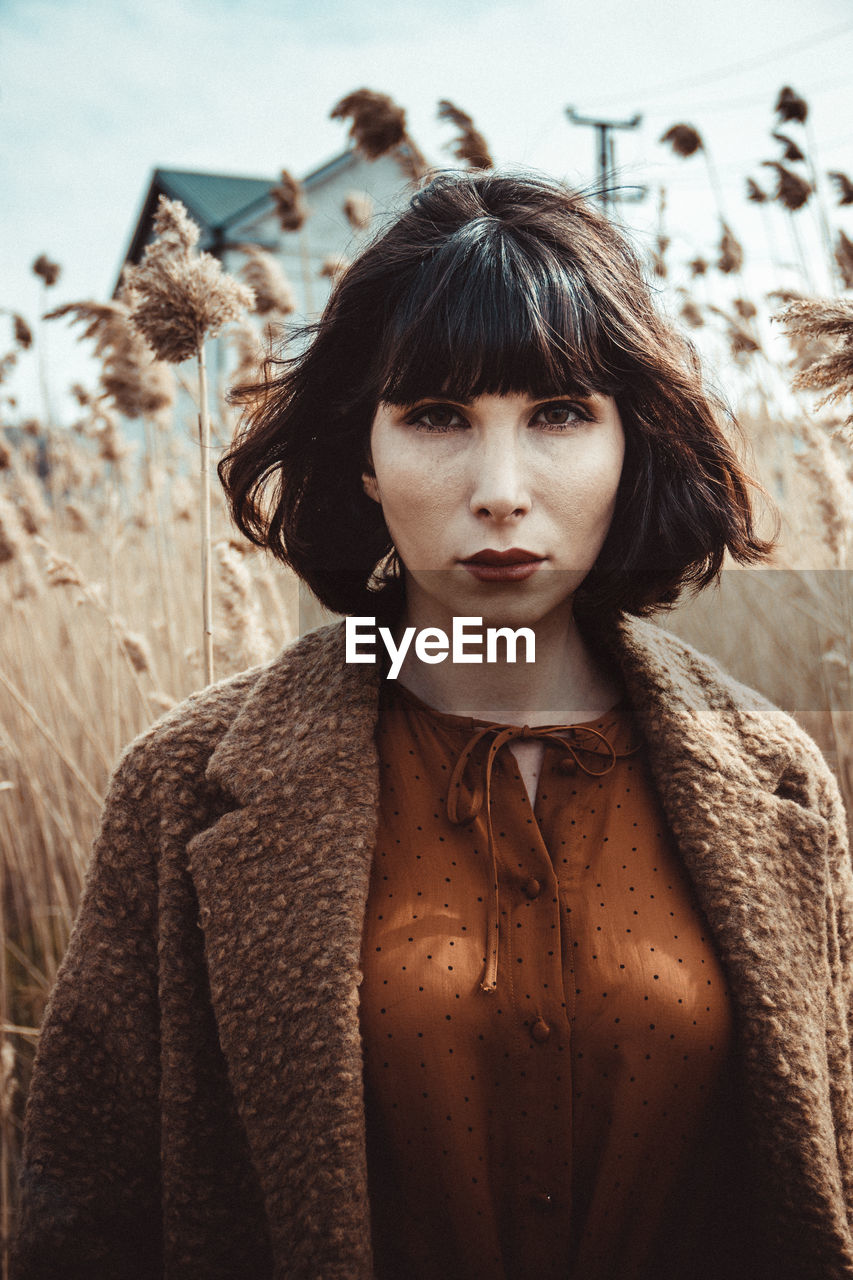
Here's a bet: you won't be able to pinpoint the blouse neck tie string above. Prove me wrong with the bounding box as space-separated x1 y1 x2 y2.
445 719 642 995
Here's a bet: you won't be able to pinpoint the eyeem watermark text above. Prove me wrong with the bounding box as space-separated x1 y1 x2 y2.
346 616 536 679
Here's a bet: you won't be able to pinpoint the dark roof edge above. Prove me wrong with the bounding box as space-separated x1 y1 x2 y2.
113 148 363 292
220 148 358 229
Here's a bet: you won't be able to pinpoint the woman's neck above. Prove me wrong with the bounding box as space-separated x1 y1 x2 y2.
389 599 622 727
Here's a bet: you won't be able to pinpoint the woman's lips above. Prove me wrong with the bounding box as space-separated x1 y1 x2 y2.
460 550 545 582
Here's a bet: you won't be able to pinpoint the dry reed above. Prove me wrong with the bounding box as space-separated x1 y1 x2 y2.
122 195 253 685
437 99 494 170
342 191 374 233
237 245 296 316
827 172 853 206
772 132 805 163
270 170 309 233
775 85 808 124
774 298 853 431
123 197 253 365
11 319 31 352
30 257 60 288
330 88 429 181
762 161 812 212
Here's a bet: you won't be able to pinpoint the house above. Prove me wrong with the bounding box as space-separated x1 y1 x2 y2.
114 147 419 390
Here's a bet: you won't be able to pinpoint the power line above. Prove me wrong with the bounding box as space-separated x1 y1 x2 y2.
581 20 853 110
636 72 853 118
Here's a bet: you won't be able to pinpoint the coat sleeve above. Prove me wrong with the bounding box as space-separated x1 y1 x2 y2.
11 741 164 1280
819 753 853 1221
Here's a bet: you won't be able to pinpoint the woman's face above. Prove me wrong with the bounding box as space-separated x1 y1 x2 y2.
364 390 625 631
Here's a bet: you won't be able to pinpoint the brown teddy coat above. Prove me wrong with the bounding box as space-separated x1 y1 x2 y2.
11 614 853 1279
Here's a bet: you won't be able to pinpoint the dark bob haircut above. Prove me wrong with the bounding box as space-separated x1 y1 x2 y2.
219 168 775 625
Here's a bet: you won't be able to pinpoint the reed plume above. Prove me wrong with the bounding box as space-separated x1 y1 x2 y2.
330 88 429 181
0 497 25 565
31 256 60 288
122 195 254 685
712 307 760 362
237 245 296 316
270 170 309 233
331 88 406 157
123 197 254 365
317 253 350 281
836 231 853 291
14 471 50 536
717 222 744 274
12 317 32 350
651 236 670 279
774 298 853 429
660 124 703 157
793 418 852 563
62 503 90 534
213 539 274 673
768 289 832 375
772 132 805 163
729 327 760 360
114 625 153 677
437 99 494 170
320 253 351 282
827 172 853 206
95 412 132 465
0 495 40 597
775 86 808 124
661 122 730 228
342 190 374 233
45 300 174 421
762 161 812 211
228 316 266 388
677 293 704 329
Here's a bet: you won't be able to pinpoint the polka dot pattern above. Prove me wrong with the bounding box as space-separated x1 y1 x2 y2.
359 679 736 1280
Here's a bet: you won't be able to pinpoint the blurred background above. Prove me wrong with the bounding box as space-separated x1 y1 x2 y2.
1 0 852 1262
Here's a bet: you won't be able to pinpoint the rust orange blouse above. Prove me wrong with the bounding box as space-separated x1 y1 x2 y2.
358 677 752 1280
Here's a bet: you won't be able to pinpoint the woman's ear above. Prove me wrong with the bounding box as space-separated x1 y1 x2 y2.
362 448 381 503
362 471 381 503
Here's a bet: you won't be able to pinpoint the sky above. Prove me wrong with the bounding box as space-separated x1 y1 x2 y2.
2 0 853 419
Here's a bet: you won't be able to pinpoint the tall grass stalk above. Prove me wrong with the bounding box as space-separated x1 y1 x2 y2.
198 342 214 684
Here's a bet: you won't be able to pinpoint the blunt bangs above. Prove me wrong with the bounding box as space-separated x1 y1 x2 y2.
370 219 622 408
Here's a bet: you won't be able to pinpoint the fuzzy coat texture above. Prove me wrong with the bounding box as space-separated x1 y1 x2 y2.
11 614 853 1280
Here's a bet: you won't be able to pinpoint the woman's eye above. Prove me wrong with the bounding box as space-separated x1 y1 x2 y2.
534 402 589 428
407 405 465 431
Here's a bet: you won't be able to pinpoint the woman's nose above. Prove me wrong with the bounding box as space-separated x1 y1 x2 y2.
468 437 532 521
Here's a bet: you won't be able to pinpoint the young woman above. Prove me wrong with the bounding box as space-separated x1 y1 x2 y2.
13 171 853 1280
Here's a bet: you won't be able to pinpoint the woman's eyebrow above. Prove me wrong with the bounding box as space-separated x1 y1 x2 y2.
395 387 601 406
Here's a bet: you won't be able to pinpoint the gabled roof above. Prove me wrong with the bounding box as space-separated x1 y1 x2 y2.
155 170 276 232
117 150 362 290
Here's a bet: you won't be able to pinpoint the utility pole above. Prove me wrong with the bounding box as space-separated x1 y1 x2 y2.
565 108 644 214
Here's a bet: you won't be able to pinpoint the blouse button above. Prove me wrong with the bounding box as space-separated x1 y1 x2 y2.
531 1189 556 1211
531 1018 551 1043
524 877 541 899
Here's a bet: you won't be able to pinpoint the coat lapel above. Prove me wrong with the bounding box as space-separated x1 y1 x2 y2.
599 617 848 1269
189 614 842 1274
187 623 382 1277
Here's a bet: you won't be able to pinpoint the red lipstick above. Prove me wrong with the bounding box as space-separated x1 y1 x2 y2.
460 548 545 582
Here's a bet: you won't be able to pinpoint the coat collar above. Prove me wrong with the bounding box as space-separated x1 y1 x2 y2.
188 614 839 1274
